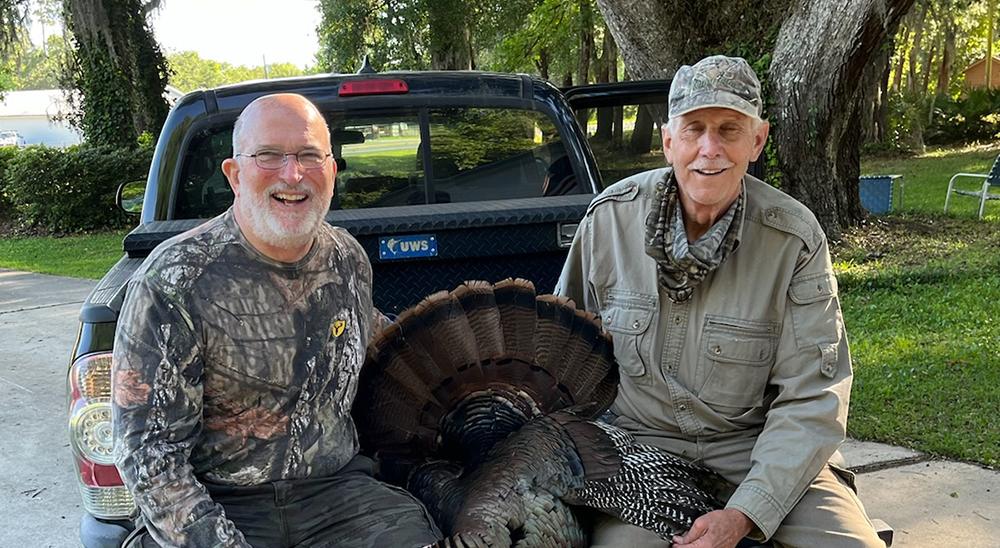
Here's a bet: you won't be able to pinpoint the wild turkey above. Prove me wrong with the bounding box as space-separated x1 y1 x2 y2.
352 279 724 547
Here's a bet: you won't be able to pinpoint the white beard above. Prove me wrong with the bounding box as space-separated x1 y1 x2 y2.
238 182 329 251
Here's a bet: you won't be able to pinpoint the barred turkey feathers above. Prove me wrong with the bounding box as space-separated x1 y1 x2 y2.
352 280 723 546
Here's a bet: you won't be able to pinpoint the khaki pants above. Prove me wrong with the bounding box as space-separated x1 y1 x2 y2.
589 465 885 548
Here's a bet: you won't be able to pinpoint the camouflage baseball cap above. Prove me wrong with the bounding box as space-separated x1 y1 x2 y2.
668 55 763 120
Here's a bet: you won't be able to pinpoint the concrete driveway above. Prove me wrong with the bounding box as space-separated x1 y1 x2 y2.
1 268 997 547
0 269 95 547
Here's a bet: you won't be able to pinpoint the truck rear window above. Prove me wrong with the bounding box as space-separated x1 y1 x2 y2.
175 106 579 219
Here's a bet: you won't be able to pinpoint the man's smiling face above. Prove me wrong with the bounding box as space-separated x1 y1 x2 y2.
662 107 768 213
222 94 335 262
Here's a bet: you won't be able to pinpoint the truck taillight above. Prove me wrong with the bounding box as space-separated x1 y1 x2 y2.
69 352 135 519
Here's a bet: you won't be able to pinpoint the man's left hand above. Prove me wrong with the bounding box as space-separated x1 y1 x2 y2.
672 508 754 548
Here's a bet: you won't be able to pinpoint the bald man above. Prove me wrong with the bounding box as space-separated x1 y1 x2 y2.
112 94 441 548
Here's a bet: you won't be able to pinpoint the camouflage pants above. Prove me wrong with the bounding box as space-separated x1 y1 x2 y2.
125 455 441 548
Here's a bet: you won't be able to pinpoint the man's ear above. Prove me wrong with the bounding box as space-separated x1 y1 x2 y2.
751 120 770 161
222 158 241 197
661 124 674 165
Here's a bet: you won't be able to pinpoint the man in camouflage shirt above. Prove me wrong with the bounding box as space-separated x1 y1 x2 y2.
557 56 885 547
112 94 441 547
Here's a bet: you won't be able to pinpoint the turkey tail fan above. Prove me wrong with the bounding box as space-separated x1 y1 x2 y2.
352 279 618 484
492 278 538 361
534 295 617 416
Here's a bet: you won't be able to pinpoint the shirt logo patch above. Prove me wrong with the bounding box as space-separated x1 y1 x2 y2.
331 320 347 338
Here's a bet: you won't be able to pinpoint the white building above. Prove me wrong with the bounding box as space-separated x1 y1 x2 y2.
0 89 83 147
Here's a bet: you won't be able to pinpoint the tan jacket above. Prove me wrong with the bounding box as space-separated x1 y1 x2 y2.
555 167 853 539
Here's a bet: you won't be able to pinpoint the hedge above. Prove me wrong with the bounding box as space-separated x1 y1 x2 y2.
1 143 152 233
0 146 18 221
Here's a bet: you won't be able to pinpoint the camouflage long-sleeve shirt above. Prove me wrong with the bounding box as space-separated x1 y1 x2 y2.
112 209 378 547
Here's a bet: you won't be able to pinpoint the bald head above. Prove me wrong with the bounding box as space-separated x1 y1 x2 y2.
232 93 331 155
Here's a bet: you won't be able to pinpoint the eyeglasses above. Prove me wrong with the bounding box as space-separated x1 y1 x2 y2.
235 150 332 170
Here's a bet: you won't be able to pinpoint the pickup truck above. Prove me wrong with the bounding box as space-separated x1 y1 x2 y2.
67 69 671 547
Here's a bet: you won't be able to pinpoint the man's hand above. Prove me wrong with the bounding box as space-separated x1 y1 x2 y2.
672 509 754 548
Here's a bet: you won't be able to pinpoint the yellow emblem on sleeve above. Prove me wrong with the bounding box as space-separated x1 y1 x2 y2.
331 319 346 338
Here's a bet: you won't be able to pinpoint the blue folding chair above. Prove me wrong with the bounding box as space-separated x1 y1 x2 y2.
944 154 1000 219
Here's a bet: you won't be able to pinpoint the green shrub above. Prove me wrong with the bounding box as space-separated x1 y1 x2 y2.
4 144 152 232
926 88 1000 145
865 92 927 154
0 145 18 222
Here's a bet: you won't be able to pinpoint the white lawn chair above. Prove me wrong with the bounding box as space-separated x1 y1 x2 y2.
944 154 1000 219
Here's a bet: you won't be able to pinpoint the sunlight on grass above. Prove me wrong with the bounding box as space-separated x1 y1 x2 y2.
862 142 1000 218
0 231 128 279
834 208 1000 467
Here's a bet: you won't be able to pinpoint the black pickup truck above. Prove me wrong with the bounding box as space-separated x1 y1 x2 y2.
66 69 670 547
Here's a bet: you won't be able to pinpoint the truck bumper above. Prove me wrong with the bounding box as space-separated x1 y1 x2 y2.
80 513 132 548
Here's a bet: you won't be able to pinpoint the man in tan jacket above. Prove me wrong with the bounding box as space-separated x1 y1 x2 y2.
556 56 884 548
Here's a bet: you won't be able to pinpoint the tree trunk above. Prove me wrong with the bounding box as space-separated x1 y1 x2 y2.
610 35 623 150
906 1 928 93
628 105 654 154
891 24 907 92
937 16 956 95
428 0 473 70
862 37 894 143
595 23 615 142
576 0 595 131
921 43 935 92
593 0 687 81
770 0 914 238
876 39 893 142
64 0 169 147
536 48 551 81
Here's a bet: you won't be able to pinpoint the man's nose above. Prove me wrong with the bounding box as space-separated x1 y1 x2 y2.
698 130 723 156
279 154 306 181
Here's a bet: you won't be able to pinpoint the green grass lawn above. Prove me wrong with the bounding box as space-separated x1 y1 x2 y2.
0 230 128 279
832 216 999 468
862 142 1000 219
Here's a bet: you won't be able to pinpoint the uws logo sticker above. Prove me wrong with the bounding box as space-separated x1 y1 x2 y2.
379 234 438 260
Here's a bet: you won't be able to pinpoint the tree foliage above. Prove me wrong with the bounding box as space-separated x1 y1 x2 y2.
874 0 999 151
1 34 70 89
316 0 558 74
166 51 315 93
0 0 28 54
63 0 170 148
0 0 30 93
316 0 431 72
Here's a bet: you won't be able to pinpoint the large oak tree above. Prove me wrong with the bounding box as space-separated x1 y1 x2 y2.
596 0 915 238
63 0 170 147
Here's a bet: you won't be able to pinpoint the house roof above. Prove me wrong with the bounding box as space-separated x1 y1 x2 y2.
963 56 1000 74
0 89 75 118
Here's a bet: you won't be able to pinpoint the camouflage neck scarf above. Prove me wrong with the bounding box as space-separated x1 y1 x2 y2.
644 171 744 303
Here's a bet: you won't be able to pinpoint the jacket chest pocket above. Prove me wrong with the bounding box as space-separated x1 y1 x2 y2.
697 315 778 409
602 290 656 378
